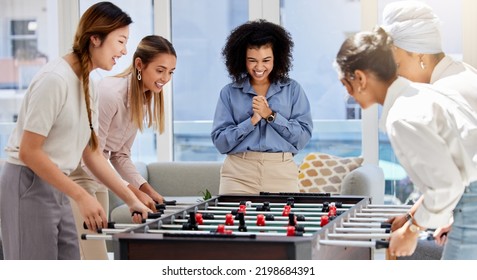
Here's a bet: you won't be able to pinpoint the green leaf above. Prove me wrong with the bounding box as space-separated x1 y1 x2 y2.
199 188 212 200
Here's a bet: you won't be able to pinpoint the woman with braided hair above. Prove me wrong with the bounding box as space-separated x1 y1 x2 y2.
0 1 150 260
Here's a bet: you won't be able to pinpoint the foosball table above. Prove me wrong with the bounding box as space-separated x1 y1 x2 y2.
83 193 410 260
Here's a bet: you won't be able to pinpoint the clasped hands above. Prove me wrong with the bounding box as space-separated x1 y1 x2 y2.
251 96 273 125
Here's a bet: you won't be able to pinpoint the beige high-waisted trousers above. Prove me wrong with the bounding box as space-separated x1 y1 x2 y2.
219 151 299 195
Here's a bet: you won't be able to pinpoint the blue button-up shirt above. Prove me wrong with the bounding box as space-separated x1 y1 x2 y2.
211 78 313 155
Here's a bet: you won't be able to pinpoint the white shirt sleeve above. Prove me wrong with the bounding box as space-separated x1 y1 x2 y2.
387 114 465 228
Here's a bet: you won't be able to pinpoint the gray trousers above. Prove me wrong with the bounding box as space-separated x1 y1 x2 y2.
0 162 79 259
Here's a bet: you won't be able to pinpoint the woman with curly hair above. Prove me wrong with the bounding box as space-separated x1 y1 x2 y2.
211 19 313 195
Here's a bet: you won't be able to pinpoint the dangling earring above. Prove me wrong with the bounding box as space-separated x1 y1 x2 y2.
137 69 142 81
419 58 425 70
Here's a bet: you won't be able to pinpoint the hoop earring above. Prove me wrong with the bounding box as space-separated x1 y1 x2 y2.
137 69 142 81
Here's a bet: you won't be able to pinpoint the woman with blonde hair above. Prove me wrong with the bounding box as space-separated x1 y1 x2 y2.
71 35 177 259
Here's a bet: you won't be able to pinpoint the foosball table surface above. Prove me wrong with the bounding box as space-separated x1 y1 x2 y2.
110 193 384 260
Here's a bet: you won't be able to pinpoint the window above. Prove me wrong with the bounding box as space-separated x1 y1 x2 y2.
0 0 54 157
10 19 38 58
280 0 362 164
171 0 249 161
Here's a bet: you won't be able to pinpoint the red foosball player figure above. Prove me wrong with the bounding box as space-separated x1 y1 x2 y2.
286 226 296 236
286 226 304 237
195 213 204 225
320 215 329 227
328 202 337 218
282 205 291 216
215 224 233 235
225 213 234 225
256 214 266 226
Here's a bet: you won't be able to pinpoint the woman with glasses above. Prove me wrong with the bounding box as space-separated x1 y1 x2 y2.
335 27 477 259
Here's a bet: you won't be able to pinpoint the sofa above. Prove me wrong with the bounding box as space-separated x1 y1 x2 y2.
108 160 385 223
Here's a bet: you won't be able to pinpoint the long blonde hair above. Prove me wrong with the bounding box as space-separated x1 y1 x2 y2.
117 35 176 134
72 1 132 150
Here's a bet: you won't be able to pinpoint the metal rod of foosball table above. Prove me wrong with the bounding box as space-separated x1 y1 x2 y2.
327 233 390 240
342 222 391 228
97 228 130 234
319 239 389 249
348 217 388 223
216 202 356 208
354 213 403 218
206 206 350 212
334 227 390 233
172 218 324 226
360 208 409 213
366 204 412 209
198 210 332 216
81 234 113 241
192 214 326 221
146 229 314 237
160 224 322 232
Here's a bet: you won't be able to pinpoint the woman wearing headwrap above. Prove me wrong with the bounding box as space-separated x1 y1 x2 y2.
381 0 477 260
381 0 477 111
335 27 477 260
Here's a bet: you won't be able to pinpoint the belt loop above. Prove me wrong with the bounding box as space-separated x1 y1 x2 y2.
242 152 246 159
282 153 285 162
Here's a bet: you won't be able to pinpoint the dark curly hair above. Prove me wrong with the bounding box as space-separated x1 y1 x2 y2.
222 19 294 84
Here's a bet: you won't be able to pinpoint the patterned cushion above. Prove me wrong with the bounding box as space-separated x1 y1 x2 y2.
298 152 364 194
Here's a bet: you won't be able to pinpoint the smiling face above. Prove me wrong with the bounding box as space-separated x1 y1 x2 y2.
90 25 129 71
246 44 274 85
138 53 177 92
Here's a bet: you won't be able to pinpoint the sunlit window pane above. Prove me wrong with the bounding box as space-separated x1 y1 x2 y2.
281 0 362 164
171 0 249 161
